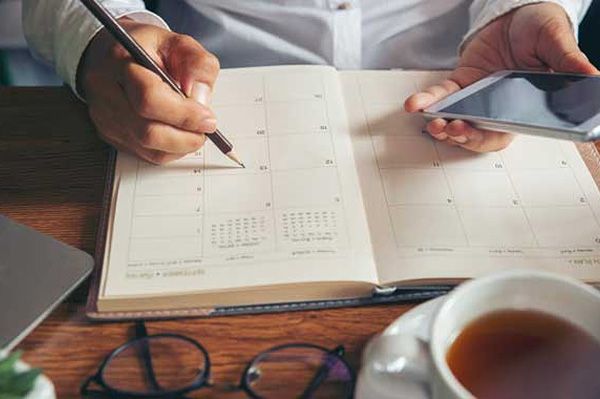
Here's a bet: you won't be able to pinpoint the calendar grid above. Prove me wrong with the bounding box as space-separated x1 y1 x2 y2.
353 73 600 253
123 70 353 265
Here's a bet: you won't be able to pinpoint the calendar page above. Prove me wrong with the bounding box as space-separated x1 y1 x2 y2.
342 70 600 285
100 66 377 300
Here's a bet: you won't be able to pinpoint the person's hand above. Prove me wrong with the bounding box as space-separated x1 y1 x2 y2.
78 19 220 164
405 2 599 152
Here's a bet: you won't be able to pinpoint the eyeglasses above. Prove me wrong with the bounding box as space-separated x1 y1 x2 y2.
81 321 356 398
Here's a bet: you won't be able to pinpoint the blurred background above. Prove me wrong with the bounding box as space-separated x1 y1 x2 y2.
0 0 599 87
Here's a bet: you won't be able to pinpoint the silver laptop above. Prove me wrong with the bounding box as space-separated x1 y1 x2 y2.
0 215 93 351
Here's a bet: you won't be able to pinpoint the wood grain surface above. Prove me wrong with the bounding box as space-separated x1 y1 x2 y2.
0 87 417 398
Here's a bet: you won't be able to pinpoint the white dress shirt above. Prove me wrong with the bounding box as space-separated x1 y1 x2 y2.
22 0 591 97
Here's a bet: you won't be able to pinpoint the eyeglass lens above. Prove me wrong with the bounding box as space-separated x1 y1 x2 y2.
101 336 207 395
244 346 354 399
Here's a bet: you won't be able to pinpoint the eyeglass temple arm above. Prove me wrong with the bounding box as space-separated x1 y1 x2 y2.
300 345 346 399
135 321 163 392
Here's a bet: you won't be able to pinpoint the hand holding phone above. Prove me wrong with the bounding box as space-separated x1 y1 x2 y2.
423 71 600 142
404 2 598 151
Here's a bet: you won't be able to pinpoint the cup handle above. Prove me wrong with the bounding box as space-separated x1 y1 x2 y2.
356 334 432 399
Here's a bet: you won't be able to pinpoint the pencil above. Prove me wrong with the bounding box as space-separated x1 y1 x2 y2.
79 0 245 168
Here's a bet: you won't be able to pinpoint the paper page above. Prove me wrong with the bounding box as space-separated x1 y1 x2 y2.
100 66 377 299
342 70 600 284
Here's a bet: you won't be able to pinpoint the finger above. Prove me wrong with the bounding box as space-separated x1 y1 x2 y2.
121 63 218 133
87 79 204 159
404 79 461 113
105 129 188 165
538 17 599 75
445 120 514 152
136 149 187 165
445 119 476 145
162 34 220 100
426 118 449 140
135 121 207 153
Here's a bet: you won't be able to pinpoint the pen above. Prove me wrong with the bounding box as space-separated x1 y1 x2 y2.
79 0 245 168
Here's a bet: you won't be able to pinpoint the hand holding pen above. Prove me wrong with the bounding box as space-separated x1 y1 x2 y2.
77 0 243 167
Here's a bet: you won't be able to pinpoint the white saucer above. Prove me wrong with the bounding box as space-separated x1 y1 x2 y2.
382 295 446 340
355 296 447 399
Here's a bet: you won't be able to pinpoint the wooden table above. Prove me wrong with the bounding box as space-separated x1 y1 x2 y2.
0 87 419 398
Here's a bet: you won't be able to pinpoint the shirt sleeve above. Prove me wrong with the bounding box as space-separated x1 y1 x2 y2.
22 0 168 98
462 0 593 52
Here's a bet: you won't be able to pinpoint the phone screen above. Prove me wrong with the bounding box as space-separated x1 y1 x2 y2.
438 72 600 129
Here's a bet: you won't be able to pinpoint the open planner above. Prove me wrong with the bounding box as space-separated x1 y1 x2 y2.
87 65 600 319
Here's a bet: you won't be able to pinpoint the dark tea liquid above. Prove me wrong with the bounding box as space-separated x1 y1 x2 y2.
446 310 600 399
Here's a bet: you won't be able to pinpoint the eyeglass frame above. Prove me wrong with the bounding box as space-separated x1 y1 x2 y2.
81 321 356 399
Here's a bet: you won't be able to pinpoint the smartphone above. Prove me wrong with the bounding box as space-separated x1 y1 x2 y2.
423 71 600 142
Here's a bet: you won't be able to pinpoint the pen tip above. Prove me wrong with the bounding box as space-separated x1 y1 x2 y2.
241 163 246 168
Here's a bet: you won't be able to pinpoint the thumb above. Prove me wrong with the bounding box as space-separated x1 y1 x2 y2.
538 19 598 75
162 34 220 105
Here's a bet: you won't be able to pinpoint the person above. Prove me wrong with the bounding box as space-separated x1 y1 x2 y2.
22 0 597 164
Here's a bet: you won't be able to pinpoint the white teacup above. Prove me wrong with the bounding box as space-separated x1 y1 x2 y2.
356 269 600 399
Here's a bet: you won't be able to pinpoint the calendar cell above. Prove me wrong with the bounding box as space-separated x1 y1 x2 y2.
500 135 566 170
269 134 336 171
446 171 517 207
205 173 273 213
511 169 586 206
131 215 201 238
364 102 424 137
525 206 600 247
267 101 328 135
373 135 438 169
265 73 324 102
136 176 203 196
134 195 202 216
204 137 269 175
390 205 467 247
272 168 342 209
436 144 504 171
212 74 264 105
129 237 201 261
458 207 536 247
381 168 451 205
212 104 266 138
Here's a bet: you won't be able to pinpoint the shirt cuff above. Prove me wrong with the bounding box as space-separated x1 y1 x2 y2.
60 9 169 101
460 0 582 54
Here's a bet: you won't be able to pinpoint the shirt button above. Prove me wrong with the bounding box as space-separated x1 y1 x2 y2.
337 2 352 10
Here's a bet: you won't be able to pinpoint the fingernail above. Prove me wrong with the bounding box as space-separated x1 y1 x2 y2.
450 135 468 144
433 132 448 140
192 82 212 105
203 118 217 133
